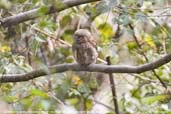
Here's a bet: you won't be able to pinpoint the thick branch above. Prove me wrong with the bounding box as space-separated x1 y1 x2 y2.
1 0 100 27
1 53 171 83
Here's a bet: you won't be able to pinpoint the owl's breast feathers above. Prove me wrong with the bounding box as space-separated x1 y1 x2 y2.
72 41 98 65
72 29 98 65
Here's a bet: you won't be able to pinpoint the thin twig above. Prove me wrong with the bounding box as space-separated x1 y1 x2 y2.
106 56 120 114
93 99 114 111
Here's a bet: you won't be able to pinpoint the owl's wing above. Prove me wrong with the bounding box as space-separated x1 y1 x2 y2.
88 38 97 50
85 44 98 64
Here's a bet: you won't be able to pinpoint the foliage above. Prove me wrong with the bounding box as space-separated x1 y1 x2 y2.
0 0 171 113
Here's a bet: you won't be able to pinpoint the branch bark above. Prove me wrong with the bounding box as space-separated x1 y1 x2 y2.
106 56 120 114
1 0 100 27
1 53 171 83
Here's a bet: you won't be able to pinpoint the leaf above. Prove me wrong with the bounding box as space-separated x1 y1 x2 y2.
30 89 48 98
61 29 74 43
21 97 33 109
60 15 72 28
39 19 57 30
77 84 91 97
85 6 99 19
38 6 49 16
118 15 131 26
3 95 18 102
97 0 118 13
72 75 82 85
144 34 156 48
0 0 11 9
141 94 171 105
68 88 81 97
67 98 79 105
98 23 113 43
85 99 93 111
127 42 138 50
53 0 66 10
106 112 114 114
96 1 109 13
32 0 39 4
0 45 11 52
60 48 71 57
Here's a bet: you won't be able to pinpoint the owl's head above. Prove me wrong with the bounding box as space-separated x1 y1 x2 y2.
73 29 91 43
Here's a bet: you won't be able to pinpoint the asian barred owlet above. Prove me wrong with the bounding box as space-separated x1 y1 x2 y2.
72 29 98 66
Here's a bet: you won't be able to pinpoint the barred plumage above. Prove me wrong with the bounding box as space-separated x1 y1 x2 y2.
72 29 98 65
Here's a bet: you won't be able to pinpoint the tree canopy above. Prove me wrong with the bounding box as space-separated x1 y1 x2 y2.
1 0 171 113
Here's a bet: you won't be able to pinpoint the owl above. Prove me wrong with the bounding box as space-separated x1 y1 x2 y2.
72 29 98 66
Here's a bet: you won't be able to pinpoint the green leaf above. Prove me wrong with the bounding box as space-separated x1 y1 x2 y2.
85 99 93 111
60 15 72 28
98 23 113 44
68 88 81 97
61 29 74 43
38 6 49 16
39 19 57 30
118 15 131 26
141 94 171 105
21 97 33 109
3 95 18 102
0 0 11 9
77 84 91 97
32 0 39 4
53 0 66 10
30 89 48 98
67 98 79 105
96 1 109 13
106 112 114 114
127 42 138 50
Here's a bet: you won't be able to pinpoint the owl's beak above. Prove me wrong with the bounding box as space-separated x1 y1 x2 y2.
74 35 82 42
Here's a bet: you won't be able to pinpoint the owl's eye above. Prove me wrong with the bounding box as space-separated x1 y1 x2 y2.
74 35 79 39
77 35 84 39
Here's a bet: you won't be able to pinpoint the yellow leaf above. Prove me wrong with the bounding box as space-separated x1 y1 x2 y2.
72 75 82 86
144 34 156 49
0 45 11 52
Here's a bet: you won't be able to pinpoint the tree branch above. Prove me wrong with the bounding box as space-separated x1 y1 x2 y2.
1 0 100 27
106 56 120 114
1 53 171 83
